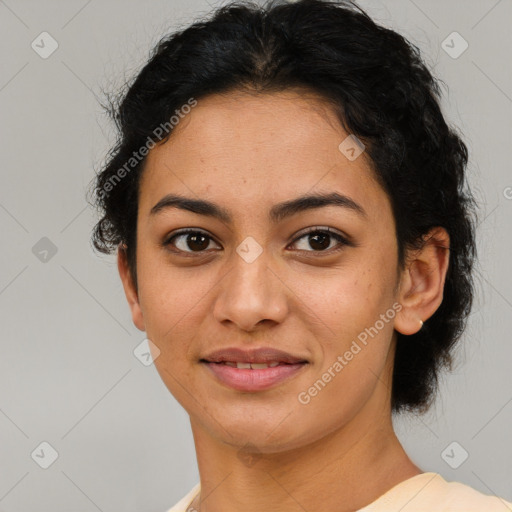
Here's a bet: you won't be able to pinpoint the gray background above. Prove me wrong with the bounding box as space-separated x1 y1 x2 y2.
1 0 511 510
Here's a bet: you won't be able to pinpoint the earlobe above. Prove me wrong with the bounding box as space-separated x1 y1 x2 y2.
117 245 146 332
394 227 450 336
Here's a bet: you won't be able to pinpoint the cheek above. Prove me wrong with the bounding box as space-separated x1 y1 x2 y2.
297 254 392 339
135 251 216 354
299 261 398 406
295 276 396 429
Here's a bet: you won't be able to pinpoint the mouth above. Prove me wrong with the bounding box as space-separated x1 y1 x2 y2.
201 360 301 369
200 348 309 391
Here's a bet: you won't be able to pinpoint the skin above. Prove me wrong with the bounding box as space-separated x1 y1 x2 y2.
118 89 450 512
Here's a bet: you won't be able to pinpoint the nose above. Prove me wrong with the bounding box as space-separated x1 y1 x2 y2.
212 245 289 332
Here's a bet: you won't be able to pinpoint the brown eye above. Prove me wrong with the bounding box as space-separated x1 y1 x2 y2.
290 227 350 254
163 229 220 254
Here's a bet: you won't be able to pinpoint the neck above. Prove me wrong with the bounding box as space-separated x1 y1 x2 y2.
188 396 421 512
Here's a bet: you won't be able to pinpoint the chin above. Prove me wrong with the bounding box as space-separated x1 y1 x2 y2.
222 430 306 455
205 411 312 454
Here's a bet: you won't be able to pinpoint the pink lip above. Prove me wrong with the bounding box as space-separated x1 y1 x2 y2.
202 361 308 392
201 346 308 365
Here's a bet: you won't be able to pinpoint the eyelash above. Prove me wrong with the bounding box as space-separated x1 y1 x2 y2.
162 227 352 257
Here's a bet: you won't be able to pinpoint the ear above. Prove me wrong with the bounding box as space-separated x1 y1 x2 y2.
394 227 450 335
117 245 145 332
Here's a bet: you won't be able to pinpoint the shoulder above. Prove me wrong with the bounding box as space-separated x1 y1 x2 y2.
359 472 512 512
165 483 200 512
432 475 512 511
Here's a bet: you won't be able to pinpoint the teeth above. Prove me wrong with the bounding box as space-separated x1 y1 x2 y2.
216 361 294 370
250 363 269 369
221 361 283 369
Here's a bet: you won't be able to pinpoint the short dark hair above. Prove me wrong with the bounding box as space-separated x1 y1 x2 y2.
89 0 479 415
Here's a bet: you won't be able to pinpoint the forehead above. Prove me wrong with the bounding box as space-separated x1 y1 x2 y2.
138 90 390 223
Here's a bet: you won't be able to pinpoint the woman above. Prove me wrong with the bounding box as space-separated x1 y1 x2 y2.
89 0 512 510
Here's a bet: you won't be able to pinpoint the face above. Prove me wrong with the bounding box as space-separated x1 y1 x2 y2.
120 89 405 453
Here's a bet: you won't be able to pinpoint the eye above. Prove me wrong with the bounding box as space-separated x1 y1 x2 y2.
289 227 350 254
162 226 352 257
162 229 221 255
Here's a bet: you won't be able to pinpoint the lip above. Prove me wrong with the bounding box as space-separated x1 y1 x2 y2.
202 361 308 392
201 347 308 365
200 347 309 392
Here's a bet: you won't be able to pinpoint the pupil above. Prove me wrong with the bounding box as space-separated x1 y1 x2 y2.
188 234 209 251
310 233 329 251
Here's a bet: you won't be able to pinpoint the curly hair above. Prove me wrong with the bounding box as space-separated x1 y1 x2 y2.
88 0 479 415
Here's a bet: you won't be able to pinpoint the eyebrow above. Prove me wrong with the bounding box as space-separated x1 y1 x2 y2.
149 191 367 224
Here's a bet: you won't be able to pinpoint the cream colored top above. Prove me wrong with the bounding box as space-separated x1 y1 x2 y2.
166 472 512 512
